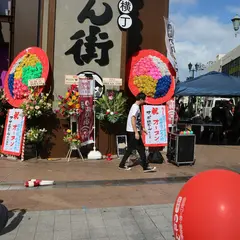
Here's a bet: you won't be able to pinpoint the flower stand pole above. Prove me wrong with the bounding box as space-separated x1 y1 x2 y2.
66 116 84 162
65 143 84 162
87 79 102 160
20 131 26 162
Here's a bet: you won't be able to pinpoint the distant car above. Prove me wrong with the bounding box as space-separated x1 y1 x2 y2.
202 98 235 119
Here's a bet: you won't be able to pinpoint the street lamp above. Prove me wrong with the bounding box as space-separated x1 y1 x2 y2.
231 14 240 37
188 62 205 79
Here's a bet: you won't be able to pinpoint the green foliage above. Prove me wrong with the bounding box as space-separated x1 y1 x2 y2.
95 91 127 124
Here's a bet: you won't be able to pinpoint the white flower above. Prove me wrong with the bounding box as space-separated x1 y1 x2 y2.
38 110 42 115
110 112 114 115
107 109 110 113
35 106 40 110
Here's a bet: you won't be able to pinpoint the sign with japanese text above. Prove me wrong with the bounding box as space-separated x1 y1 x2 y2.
142 105 168 147
78 96 94 146
1 109 26 156
167 98 175 127
65 0 114 66
78 78 94 96
28 78 45 87
65 75 79 85
103 78 122 86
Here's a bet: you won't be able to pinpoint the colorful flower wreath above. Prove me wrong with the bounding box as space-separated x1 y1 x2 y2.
127 50 176 105
4 47 49 107
56 85 81 118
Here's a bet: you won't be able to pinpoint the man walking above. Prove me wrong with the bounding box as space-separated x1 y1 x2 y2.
119 93 157 172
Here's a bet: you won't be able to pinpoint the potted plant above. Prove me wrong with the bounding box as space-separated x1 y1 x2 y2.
63 129 81 149
25 128 47 158
95 90 127 124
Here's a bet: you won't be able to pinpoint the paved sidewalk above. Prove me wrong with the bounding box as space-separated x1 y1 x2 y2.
0 204 174 240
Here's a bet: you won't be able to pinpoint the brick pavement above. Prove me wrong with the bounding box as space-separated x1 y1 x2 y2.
0 204 174 240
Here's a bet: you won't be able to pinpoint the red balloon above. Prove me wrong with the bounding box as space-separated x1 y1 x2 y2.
172 169 240 240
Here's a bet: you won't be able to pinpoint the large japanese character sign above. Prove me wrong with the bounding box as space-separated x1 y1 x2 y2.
65 0 114 67
4 47 49 107
127 49 176 105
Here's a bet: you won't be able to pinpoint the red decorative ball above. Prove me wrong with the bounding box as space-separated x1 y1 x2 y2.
173 169 240 240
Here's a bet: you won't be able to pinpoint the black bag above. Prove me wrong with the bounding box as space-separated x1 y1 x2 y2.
148 151 164 164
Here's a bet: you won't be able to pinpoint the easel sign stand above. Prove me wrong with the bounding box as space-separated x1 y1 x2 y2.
88 77 102 160
65 116 84 162
64 75 84 162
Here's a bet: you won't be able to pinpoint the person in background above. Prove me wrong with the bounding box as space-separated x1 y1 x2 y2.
119 92 156 173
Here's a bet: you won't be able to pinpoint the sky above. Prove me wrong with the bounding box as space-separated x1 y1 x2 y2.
169 0 240 81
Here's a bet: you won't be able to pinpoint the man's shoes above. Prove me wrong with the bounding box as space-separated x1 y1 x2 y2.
119 166 132 171
143 166 157 173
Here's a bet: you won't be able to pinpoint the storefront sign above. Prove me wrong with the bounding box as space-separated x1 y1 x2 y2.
28 78 45 87
118 14 132 30
1 109 26 156
78 96 94 146
78 78 94 96
65 75 79 85
118 0 133 14
78 71 104 99
164 17 178 78
103 78 122 86
142 105 168 147
65 0 114 66
167 98 175 127
118 0 133 30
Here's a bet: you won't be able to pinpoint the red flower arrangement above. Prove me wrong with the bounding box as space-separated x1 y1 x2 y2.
56 84 82 118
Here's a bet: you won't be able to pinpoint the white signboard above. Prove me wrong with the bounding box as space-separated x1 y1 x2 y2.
1 109 26 156
142 105 168 147
78 78 94 96
28 78 45 87
103 78 122 86
118 0 133 14
118 14 132 29
65 75 79 85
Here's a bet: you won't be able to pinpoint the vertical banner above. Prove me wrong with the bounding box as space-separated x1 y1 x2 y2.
142 105 168 147
78 78 94 146
167 98 176 127
164 17 178 80
1 109 26 156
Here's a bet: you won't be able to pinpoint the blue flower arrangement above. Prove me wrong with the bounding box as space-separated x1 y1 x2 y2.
154 75 172 98
8 73 14 97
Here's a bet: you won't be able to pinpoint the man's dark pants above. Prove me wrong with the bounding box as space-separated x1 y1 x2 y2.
119 132 148 170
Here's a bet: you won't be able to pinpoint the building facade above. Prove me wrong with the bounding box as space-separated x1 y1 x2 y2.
0 0 170 157
207 44 240 77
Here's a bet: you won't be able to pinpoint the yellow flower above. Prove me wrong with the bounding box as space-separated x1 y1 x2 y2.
75 92 79 96
76 104 80 109
72 96 77 100
66 92 70 98
68 101 73 106
58 102 61 105
67 129 71 133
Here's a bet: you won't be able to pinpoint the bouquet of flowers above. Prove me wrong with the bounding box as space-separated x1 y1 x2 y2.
26 128 47 143
0 89 10 117
20 89 52 119
56 85 81 118
95 91 127 124
63 129 81 146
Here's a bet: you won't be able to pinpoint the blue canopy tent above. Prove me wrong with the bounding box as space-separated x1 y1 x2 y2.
175 71 240 96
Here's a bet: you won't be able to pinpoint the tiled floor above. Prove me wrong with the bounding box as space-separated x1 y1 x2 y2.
0 204 174 240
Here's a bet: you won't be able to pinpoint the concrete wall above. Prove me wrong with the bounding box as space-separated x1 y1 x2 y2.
53 0 122 99
14 0 40 57
1 22 10 43
207 44 240 72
